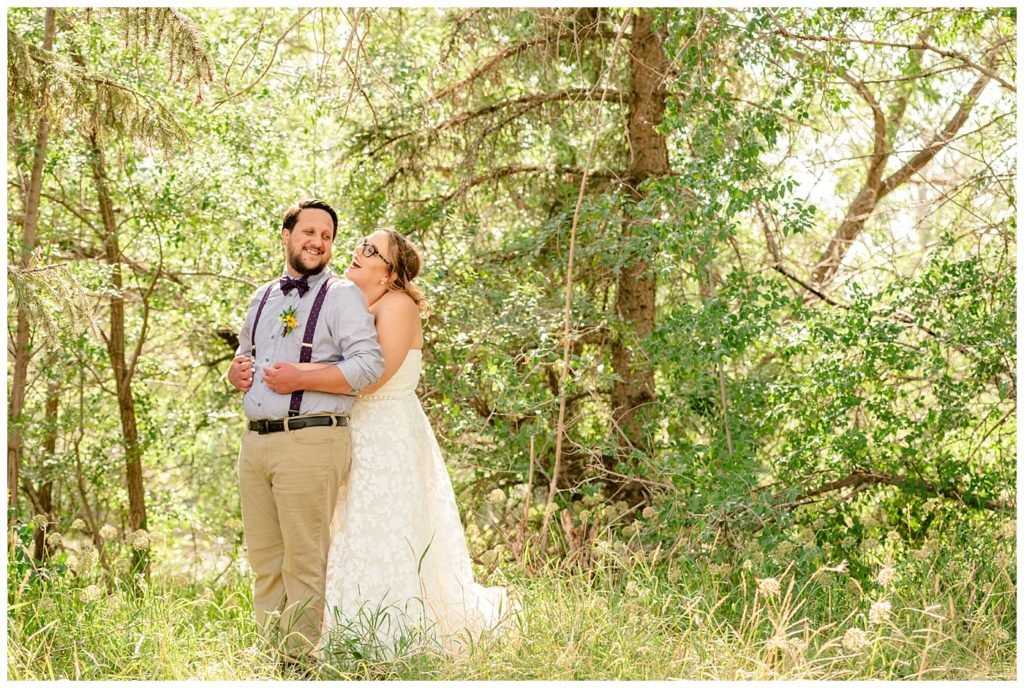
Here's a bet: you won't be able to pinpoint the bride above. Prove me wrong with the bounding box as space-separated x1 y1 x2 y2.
295 229 510 656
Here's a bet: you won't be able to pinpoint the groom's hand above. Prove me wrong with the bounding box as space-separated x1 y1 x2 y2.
228 355 254 392
263 362 303 394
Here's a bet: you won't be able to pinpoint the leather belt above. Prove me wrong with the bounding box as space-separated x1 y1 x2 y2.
248 414 349 435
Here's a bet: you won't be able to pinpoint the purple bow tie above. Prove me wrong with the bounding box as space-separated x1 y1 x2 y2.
279 275 310 297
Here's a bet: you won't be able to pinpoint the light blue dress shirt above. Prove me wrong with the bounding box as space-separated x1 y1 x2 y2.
235 268 384 421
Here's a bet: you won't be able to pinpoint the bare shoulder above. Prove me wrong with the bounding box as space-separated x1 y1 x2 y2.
376 290 419 317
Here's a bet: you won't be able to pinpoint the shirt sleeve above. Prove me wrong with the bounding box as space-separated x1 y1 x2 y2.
235 282 272 358
326 282 385 392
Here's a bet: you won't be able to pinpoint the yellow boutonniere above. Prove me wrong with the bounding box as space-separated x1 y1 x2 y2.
277 306 300 336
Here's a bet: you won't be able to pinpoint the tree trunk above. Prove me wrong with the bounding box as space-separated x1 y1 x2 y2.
86 133 150 578
32 381 59 561
8 8 57 515
609 10 670 506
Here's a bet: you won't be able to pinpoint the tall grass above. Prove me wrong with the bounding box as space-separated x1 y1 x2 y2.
7 521 1015 680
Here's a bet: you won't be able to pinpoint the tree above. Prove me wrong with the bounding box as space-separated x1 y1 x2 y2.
7 7 212 574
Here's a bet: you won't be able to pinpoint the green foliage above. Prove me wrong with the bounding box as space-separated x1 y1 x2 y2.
7 6 1015 678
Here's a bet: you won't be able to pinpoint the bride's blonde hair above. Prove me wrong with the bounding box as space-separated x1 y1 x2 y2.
382 229 431 317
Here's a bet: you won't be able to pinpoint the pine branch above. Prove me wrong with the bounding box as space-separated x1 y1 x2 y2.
371 88 630 157
397 164 622 204
429 26 626 103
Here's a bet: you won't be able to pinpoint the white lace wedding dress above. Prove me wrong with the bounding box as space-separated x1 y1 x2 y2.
321 349 511 656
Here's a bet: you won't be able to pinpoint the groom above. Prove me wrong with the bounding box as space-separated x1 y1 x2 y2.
228 198 383 655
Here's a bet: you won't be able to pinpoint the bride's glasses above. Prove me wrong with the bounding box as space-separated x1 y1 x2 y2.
357 240 394 270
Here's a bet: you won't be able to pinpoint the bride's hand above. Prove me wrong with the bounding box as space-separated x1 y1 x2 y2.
262 362 304 394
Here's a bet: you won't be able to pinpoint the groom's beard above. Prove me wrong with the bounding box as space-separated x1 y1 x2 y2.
287 250 328 277
288 258 326 277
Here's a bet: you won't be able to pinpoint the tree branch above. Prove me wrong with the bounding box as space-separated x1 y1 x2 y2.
398 164 622 204
877 68 993 197
371 88 630 158
811 65 993 288
429 27 626 103
781 469 1012 514
763 13 1014 92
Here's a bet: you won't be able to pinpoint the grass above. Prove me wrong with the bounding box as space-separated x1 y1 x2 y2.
7 524 1016 680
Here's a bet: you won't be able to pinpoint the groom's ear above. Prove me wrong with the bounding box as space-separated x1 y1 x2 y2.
281 227 290 245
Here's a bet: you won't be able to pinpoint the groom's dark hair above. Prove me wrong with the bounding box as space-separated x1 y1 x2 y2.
282 199 338 238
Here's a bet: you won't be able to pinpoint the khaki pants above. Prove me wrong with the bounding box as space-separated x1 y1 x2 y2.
238 420 351 655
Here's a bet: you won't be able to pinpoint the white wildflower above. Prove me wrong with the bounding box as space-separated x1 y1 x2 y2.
45 532 62 549
842 627 869 653
32 514 48 528
708 562 731 577
65 554 79 572
486 488 506 506
80 584 102 602
71 519 87 531
869 599 892 625
99 524 118 540
544 502 559 516
756 577 781 598
37 596 57 614
860 537 880 552
130 529 150 551
641 506 656 519
79 548 98 571
876 565 896 588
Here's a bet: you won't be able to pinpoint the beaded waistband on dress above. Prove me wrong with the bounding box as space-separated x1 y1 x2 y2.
359 391 415 401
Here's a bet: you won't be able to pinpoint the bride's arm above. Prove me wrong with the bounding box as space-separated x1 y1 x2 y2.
266 294 419 396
